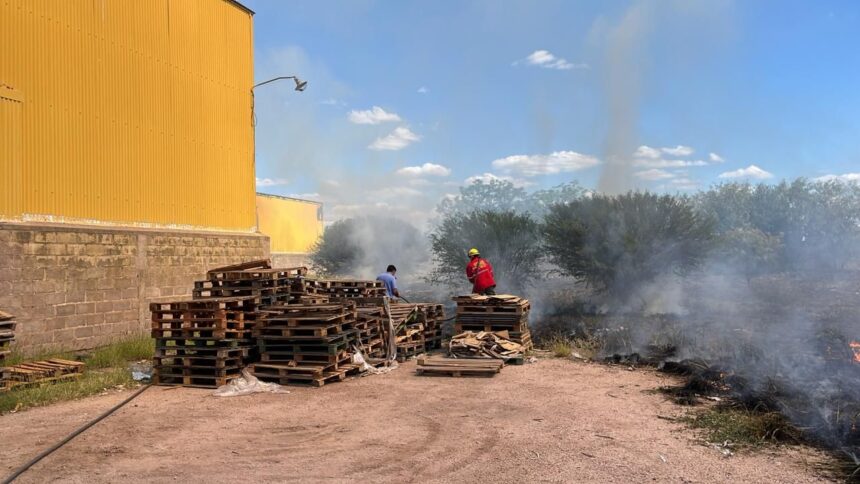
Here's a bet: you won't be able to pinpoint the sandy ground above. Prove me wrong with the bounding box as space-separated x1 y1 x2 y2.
0 358 833 484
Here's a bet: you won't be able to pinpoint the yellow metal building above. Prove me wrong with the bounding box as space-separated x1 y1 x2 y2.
0 0 257 231
256 193 323 254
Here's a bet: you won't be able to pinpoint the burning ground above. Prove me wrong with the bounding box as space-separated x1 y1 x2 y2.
533 269 860 479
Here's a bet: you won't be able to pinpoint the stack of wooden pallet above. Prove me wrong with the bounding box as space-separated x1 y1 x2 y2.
418 303 445 351
453 295 532 350
306 279 388 307
388 304 426 361
1 359 85 391
194 260 306 306
150 296 258 388
356 307 386 359
0 310 15 365
251 303 361 386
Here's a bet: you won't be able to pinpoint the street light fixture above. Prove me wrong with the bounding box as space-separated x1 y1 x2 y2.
253 76 308 91
250 75 307 127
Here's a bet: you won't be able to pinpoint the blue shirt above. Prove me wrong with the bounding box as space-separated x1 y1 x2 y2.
376 272 397 297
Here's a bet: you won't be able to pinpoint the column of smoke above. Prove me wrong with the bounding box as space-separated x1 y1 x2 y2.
597 1 653 194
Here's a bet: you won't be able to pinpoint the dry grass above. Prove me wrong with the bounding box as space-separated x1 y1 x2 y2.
542 334 599 359
0 335 154 414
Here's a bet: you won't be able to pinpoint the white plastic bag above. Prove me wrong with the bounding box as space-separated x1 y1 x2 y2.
213 368 289 397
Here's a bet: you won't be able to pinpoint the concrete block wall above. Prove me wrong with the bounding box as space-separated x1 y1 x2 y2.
0 222 269 354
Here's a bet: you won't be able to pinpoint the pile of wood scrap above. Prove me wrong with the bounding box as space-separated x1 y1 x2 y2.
0 359 85 391
454 294 532 350
0 310 15 365
449 330 524 363
416 355 503 378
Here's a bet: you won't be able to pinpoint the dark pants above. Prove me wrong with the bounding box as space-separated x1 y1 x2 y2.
480 286 496 296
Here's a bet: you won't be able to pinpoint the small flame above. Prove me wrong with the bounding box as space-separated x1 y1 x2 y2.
850 341 860 364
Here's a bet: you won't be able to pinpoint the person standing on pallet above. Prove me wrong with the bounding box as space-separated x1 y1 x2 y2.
466 248 496 295
377 264 401 299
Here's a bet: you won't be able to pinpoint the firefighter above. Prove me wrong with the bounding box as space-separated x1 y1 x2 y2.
466 248 496 295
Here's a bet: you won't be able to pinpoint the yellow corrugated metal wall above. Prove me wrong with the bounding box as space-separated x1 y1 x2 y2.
0 87 23 218
0 0 256 230
256 194 323 253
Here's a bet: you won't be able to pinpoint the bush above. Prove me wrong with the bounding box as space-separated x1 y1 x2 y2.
695 180 860 272
428 210 543 294
717 227 783 282
543 192 715 298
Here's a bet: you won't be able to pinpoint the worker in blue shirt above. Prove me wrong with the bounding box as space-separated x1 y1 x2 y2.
376 265 400 299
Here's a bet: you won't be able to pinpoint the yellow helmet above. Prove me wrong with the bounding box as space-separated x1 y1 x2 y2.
468 248 480 257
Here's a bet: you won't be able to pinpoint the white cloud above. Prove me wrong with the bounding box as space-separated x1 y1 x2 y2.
634 145 661 159
348 106 402 125
718 165 774 180
662 145 694 157
814 173 860 183
368 127 421 151
633 158 708 168
491 150 600 176
709 152 725 163
517 50 589 70
635 169 675 181
417 86 429 94
256 177 289 187
396 162 451 177
464 172 533 188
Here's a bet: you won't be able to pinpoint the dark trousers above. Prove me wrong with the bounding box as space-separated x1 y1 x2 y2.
480 286 496 296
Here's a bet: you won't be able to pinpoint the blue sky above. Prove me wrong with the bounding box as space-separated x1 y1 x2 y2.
244 0 860 222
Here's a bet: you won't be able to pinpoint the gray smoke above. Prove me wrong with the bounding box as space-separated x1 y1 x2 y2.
597 0 654 194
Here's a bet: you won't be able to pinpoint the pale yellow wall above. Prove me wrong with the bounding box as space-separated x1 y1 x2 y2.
256 194 323 253
0 0 256 230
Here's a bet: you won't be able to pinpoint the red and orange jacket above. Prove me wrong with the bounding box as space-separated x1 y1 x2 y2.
466 257 496 293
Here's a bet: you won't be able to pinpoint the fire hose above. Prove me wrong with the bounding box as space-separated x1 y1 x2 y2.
1 384 150 484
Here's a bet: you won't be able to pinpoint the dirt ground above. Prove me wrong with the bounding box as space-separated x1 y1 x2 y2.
0 358 834 483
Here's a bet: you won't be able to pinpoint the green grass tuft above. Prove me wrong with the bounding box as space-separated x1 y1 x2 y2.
0 334 154 414
84 335 154 369
683 406 801 446
0 368 137 414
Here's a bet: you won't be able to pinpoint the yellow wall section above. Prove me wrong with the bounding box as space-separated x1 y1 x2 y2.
0 0 256 230
256 194 323 253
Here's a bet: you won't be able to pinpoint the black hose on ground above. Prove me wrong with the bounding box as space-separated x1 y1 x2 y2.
1 384 151 484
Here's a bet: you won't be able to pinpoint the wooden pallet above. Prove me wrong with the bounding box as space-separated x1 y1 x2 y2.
154 346 252 359
155 337 254 349
153 356 245 369
153 373 239 388
254 370 348 387
0 358 85 391
416 357 503 377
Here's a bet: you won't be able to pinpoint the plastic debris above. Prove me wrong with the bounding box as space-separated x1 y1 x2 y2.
213 368 289 397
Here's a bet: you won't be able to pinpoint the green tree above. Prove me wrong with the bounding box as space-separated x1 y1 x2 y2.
718 226 783 283
543 192 716 297
428 210 543 294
